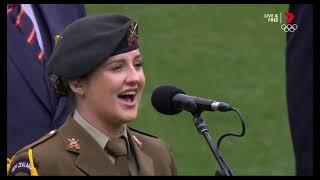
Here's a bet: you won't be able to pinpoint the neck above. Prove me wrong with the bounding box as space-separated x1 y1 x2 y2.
76 106 126 139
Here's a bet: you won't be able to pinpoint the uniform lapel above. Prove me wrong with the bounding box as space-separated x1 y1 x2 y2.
59 115 119 176
7 18 52 114
128 129 154 176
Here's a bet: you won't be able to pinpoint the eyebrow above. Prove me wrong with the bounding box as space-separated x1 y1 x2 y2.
105 54 142 65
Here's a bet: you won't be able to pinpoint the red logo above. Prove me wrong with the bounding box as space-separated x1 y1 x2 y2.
285 12 295 24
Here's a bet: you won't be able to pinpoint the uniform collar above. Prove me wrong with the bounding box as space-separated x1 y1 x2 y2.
72 110 132 158
58 116 154 175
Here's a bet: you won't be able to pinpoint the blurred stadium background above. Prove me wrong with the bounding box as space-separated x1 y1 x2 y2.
86 4 294 175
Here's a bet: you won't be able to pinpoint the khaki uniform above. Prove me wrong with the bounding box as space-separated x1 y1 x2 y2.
8 115 177 176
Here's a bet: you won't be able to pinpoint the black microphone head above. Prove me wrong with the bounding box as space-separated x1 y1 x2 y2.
151 85 185 115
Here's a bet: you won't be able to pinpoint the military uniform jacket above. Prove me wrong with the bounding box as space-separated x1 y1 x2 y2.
8 115 177 176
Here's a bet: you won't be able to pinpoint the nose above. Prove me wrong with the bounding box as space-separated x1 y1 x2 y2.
125 65 141 85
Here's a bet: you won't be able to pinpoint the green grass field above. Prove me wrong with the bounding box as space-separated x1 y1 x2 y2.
86 4 295 175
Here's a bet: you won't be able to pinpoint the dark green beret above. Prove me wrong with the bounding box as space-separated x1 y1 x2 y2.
47 13 139 96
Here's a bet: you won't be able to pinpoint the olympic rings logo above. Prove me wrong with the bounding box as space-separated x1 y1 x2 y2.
281 24 298 32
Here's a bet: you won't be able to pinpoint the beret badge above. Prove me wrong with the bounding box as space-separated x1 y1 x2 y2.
128 22 138 47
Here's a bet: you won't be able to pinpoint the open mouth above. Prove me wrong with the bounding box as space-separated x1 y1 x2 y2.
117 90 137 105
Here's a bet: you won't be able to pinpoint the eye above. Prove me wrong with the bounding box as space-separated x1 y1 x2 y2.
134 61 144 70
111 64 123 71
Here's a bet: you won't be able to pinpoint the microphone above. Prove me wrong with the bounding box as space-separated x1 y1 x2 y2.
151 85 232 115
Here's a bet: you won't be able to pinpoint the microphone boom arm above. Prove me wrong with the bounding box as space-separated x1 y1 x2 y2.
193 113 233 176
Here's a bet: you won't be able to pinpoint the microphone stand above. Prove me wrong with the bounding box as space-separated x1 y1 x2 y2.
192 113 233 176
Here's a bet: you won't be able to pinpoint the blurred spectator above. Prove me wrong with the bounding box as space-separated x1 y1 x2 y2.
7 4 86 157
285 4 313 176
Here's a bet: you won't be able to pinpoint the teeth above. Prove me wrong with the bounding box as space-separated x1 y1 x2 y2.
120 90 136 96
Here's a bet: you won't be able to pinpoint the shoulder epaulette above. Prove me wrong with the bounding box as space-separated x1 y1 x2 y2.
15 130 57 155
31 129 57 147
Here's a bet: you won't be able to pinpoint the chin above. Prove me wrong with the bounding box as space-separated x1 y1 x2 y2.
116 106 139 122
120 117 136 124
120 112 138 123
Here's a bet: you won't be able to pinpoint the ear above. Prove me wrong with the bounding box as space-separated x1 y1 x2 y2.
68 79 85 96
